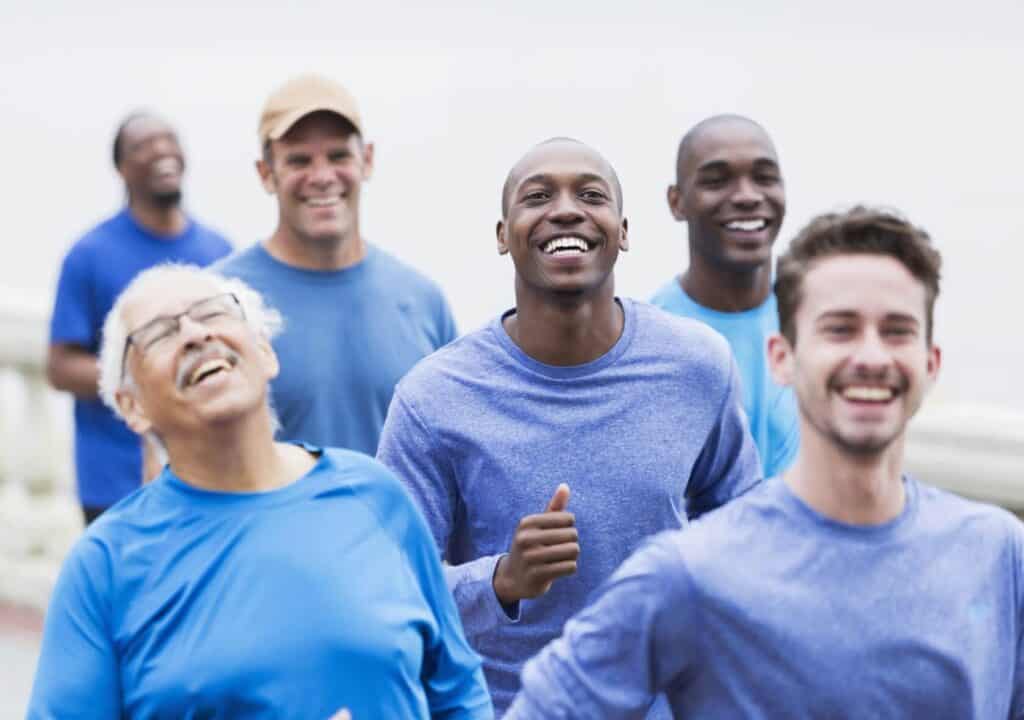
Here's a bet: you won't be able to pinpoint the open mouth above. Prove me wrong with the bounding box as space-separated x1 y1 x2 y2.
305 196 342 208
539 235 596 255
187 358 234 388
837 385 899 403
721 218 769 233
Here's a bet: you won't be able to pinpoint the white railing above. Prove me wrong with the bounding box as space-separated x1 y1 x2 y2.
0 296 1022 613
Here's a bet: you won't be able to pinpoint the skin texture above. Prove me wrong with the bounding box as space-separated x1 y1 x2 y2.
47 115 189 400
667 116 785 312
115 274 314 493
767 254 942 525
490 139 629 606
257 111 375 270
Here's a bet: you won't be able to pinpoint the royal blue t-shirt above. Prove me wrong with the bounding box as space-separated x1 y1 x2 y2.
651 279 799 477
49 209 231 507
216 244 457 455
28 448 493 719
378 299 761 716
510 477 1024 718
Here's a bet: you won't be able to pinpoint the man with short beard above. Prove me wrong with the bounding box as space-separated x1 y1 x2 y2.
47 113 231 524
509 207 1024 718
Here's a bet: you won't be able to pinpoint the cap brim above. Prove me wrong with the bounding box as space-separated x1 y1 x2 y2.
266 104 361 141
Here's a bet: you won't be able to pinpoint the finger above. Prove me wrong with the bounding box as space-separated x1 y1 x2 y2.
513 527 579 551
519 511 576 530
545 483 571 512
528 560 578 587
524 542 580 565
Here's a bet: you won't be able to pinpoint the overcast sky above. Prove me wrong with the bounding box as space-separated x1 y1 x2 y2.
1 0 1021 408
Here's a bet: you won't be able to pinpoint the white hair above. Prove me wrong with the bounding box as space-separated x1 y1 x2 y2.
98 263 284 419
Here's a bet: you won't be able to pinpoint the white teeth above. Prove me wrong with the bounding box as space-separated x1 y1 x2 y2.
189 358 231 386
725 219 767 231
841 386 894 402
306 197 339 207
542 236 590 254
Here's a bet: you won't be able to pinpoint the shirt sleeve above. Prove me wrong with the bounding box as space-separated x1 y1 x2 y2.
684 357 763 519
505 531 695 719
49 243 98 348
377 392 519 643
27 537 120 718
395 474 494 719
765 389 800 479
434 293 458 348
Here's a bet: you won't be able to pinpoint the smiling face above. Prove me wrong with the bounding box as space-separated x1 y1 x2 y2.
117 115 186 207
497 140 628 301
769 254 941 457
669 117 784 273
116 274 279 441
258 111 373 257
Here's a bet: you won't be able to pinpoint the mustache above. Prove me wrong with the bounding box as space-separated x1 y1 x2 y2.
829 366 909 392
175 341 240 389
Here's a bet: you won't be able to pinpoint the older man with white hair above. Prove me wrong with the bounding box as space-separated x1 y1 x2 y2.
28 264 493 720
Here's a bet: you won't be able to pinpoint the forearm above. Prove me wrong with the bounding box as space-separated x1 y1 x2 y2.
46 346 100 399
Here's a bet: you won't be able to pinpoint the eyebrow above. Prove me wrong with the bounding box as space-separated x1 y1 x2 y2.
518 172 612 190
696 158 779 173
815 310 920 324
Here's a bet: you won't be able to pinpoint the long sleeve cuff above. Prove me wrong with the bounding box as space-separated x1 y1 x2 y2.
444 554 521 640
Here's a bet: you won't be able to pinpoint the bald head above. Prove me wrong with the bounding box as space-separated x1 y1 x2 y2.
675 114 773 186
501 137 623 217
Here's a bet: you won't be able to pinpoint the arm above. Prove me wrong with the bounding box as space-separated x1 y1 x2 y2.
46 343 100 398
685 358 762 520
506 532 695 719
27 539 120 718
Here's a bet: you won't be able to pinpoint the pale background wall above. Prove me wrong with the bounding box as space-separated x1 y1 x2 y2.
1 0 1021 409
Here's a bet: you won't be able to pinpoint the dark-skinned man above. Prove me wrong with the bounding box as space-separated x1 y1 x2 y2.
378 137 760 717
47 113 231 524
652 114 799 478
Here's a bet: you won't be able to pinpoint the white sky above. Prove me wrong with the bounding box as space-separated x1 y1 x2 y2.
1 0 1021 408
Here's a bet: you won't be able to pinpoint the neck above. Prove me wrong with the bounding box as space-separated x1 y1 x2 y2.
265 223 366 270
505 282 623 365
681 254 772 312
784 426 907 525
128 198 187 236
163 409 313 493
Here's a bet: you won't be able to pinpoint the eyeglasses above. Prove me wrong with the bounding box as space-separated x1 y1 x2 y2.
120 293 245 380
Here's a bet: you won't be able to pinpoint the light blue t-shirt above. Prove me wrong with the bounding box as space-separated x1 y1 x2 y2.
50 208 231 507
509 476 1024 718
377 298 761 716
28 448 493 720
216 244 457 455
651 278 798 477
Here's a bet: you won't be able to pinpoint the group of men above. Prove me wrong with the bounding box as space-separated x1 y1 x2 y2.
32 73 1024 718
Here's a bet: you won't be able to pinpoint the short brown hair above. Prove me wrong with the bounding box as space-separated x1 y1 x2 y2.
775 206 942 344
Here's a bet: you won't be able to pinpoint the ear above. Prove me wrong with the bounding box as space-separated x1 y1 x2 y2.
767 333 795 387
925 343 942 388
496 220 509 255
618 217 630 252
257 158 276 194
667 184 687 222
255 335 281 380
361 141 375 181
116 387 154 436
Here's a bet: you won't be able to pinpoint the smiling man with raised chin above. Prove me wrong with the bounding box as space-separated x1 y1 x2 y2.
377 137 761 717
508 207 1024 718
652 114 799 479
216 74 457 457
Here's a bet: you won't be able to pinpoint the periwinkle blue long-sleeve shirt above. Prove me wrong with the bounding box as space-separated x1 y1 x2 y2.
377 299 761 716
508 476 1024 718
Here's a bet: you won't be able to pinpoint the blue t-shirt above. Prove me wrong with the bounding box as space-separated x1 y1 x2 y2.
216 244 457 455
49 209 231 507
651 278 799 477
28 448 493 720
377 298 761 716
509 477 1024 718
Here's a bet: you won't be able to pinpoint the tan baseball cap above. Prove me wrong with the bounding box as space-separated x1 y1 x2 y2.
258 74 363 146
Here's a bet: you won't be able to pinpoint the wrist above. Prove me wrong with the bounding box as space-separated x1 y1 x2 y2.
492 554 516 605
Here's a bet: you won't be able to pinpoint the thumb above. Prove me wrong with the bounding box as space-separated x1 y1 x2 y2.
545 483 570 512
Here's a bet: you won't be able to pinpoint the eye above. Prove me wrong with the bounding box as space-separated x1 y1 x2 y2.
754 172 780 185
328 150 352 162
698 176 728 189
884 326 916 339
140 321 177 350
823 324 854 338
194 309 231 323
285 155 310 168
522 190 549 203
579 189 608 203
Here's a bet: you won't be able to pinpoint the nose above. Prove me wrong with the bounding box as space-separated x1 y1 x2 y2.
308 155 337 188
178 314 214 349
730 176 764 210
850 328 891 373
548 190 585 224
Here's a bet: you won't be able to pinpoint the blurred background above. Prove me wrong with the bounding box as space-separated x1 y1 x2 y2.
1 1 1021 714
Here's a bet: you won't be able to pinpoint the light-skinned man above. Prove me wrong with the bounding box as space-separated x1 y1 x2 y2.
377 138 760 716
48 113 231 523
30 264 492 719
509 207 1024 718
652 114 799 477
216 74 456 455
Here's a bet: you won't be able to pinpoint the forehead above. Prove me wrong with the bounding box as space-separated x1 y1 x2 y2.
681 120 777 176
512 142 615 188
123 274 222 330
798 255 928 324
122 116 177 146
276 111 358 147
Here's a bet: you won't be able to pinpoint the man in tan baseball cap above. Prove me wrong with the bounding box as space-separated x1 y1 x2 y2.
215 74 457 456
